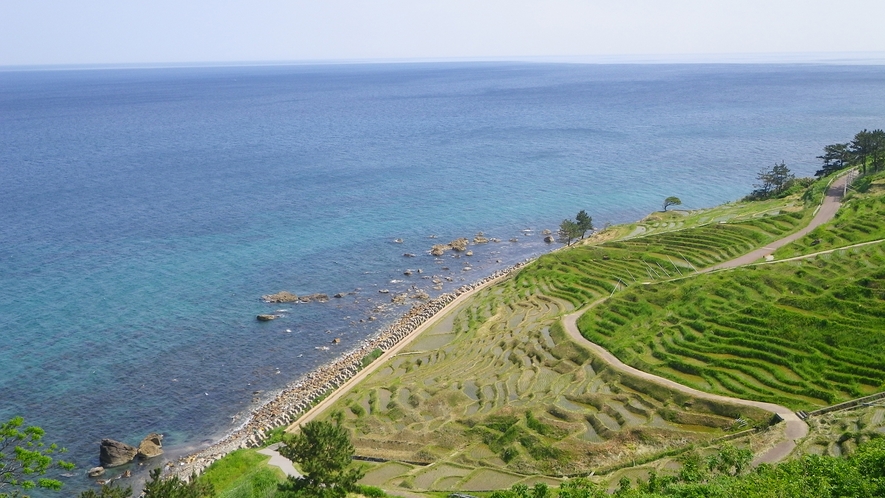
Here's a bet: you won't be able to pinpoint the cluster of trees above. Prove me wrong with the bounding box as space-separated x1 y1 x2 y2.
558 210 594 245
816 128 885 177
749 161 797 200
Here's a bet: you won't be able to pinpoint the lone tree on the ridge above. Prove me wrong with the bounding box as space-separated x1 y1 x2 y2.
278 413 364 498
662 196 682 211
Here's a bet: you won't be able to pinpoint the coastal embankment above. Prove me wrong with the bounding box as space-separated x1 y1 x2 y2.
167 260 530 479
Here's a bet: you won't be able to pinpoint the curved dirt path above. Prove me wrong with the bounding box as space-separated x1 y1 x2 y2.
561 175 855 463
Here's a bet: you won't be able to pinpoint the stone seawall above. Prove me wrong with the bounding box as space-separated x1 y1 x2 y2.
167 260 529 479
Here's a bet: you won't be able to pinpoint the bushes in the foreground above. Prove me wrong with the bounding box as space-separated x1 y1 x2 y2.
490 438 885 498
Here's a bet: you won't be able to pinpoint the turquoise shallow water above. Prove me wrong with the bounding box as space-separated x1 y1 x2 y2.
1 62 884 491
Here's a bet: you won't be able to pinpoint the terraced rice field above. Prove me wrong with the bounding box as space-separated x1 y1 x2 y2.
522 211 808 307
332 287 767 490
577 242 885 411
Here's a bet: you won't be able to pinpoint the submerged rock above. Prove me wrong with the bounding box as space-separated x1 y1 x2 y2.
87 467 105 478
100 439 138 468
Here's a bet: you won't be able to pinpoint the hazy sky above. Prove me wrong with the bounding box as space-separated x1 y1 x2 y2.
3 0 885 66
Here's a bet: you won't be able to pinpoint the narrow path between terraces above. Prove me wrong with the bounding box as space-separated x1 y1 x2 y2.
562 172 852 464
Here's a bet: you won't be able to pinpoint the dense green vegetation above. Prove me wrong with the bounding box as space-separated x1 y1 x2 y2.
488 437 885 497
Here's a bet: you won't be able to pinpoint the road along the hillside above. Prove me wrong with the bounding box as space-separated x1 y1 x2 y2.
704 173 849 272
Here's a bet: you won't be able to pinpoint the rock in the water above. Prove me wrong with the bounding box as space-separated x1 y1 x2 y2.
334 292 346 298
430 244 448 256
261 291 299 303
465 251 473 256
87 466 105 478
403 269 413 276
137 433 164 459
473 234 489 244
450 238 469 252
542 229 552 235
256 314 277 321
100 439 138 468
403 253 416 257
544 235 555 243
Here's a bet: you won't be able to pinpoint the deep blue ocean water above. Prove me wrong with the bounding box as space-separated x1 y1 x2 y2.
2 62 884 491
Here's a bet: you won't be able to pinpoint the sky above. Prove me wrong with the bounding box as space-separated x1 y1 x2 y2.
2 0 885 67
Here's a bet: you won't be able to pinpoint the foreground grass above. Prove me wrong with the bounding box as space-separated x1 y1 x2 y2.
197 449 284 498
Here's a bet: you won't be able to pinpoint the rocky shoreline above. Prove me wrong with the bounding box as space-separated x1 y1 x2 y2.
167 260 530 480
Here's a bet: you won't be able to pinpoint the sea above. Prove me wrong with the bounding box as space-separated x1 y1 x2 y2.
1 61 884 492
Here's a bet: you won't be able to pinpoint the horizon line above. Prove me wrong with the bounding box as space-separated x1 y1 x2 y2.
3 51 885 72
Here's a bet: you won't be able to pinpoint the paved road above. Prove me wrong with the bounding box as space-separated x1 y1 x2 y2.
257 443 301 478
704 173 849 272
